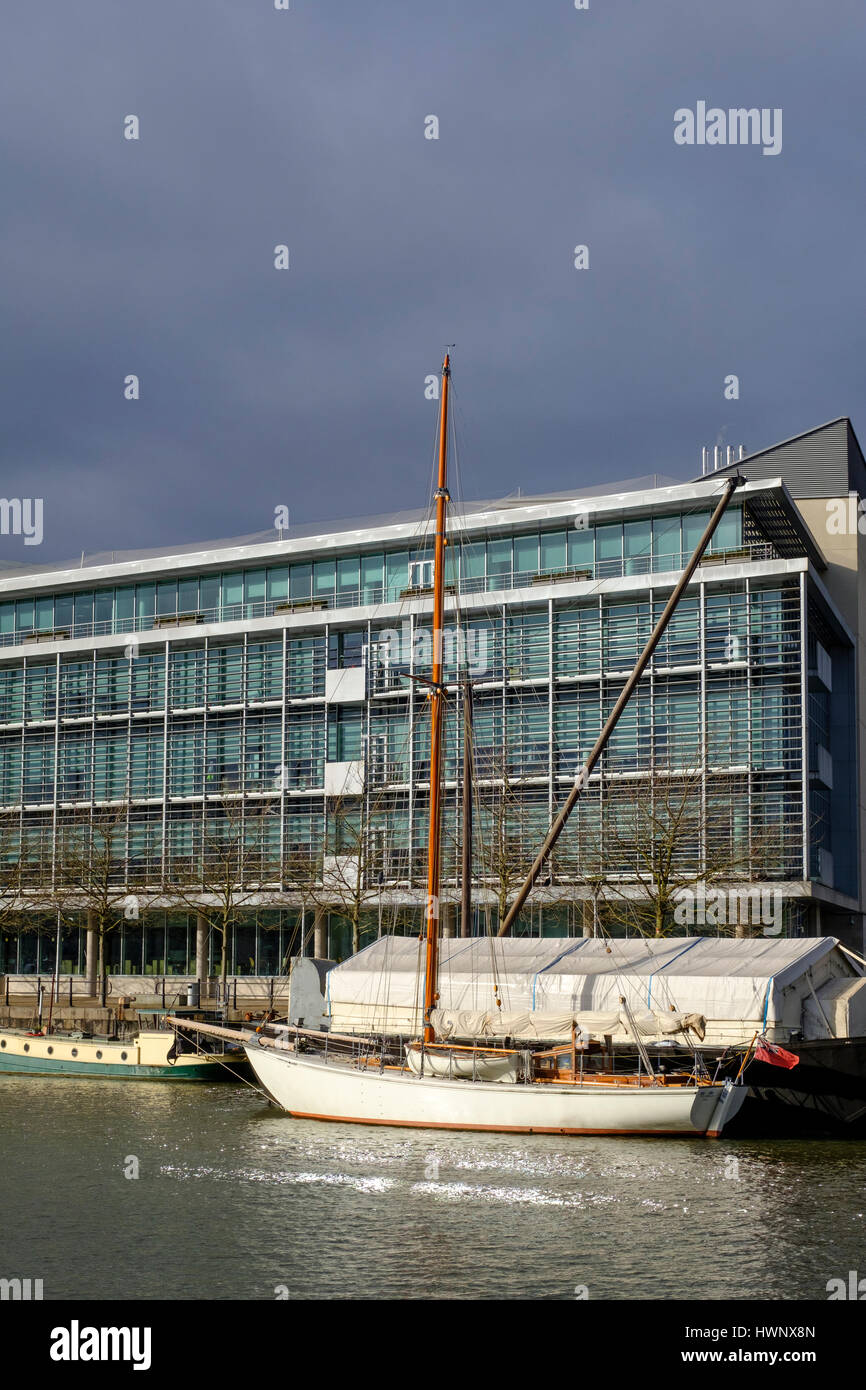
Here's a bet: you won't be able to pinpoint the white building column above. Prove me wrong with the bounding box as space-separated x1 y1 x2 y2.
85 909 97 996
195 914 208 996
313 907 328 959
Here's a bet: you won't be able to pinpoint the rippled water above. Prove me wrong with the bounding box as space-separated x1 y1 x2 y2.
1 1077 864 1300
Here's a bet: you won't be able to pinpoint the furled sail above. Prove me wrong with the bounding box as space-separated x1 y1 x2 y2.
430 1008 706 1043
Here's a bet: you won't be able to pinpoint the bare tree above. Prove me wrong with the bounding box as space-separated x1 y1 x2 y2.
53 803 134 1006
300 789 414 957
573 767 785 939
165 796 280 996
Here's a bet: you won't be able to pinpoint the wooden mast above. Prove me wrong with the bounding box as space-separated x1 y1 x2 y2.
460 677 473 937
497 473 744 936
423 352 451 1042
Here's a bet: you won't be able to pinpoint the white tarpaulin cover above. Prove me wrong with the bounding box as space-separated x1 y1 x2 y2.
325 935 862 1044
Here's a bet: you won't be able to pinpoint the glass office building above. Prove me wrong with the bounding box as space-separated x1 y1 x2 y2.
0 431 861 976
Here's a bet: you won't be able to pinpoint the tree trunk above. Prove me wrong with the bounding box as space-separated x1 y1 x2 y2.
220 931 228 998
98 930 107 1007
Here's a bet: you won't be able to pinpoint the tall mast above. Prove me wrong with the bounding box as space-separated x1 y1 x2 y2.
460 678 473 937
498 474 743 936
423 352 451 1042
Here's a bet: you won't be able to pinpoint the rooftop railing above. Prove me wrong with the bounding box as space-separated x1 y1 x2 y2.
0 543 781 651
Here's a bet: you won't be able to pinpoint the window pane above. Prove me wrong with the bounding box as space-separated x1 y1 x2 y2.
221 573 243 607
513 535 538 576
114 587 134 624
289 564 311 600
596 525 622 575
540 531 566 571
267 566 288 603
460 543 485 586
653 515 681 560
568 529 594 571
682 510 711 553
712 507 742 552
199 575 219 613
36 596 54 631
156 581 177 616
487 538 511 577
94 589 114 623
244 570 266 603
177 578 198 613
337 556 360 595
313 560 336 597
361 553 383 602
385 552 409 601
135 585 154 620
623 520 652 575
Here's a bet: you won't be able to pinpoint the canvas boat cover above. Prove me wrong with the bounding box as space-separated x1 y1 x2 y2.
324 935 866 1045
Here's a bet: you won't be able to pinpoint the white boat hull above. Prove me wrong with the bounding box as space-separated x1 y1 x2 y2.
245 1045 746 1137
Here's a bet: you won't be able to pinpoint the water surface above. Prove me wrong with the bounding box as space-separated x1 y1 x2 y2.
1 1077 863 1300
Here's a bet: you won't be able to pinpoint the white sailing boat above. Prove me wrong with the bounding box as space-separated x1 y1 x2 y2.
243 353 747 1137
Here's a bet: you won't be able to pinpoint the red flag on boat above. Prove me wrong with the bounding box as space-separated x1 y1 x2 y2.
754 1041 800 1069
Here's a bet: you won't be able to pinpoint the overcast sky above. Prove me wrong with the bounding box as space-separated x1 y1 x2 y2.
1 1 864 564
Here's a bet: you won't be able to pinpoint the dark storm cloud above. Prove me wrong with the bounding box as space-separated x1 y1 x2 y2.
0 0 864 563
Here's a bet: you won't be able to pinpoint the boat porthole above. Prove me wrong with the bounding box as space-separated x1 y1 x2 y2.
71 1048 78 1057
95 1050 102 1059
47 1046 53 1055
23 1043 29 1052
0 1040 5 1048
120 1052 128 1061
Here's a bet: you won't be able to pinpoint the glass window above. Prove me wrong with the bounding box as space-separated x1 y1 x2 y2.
653 516 681 563
114 588 134 626
328 706 363 761
156 581 177 617
513 534 538 579
177 577 198 614
199 575 220 614
567 529 594 572
682 510 711 554
540 531 567 572
596 525 622 574
360 553 383 603
385 552 409 601
166 918 190 975
624 520 652 574
244 570 266 604
459 543 485 590
94 589 114 624
337 557 360 598
289 564 311 601
0 603 13 634
487 538 512 579
313 560 336 598
35 596 54 631
711 507 742 553
144 919 165 976
267 566 289 603
221 573 243 607
16 600 34 633
135 585 154 621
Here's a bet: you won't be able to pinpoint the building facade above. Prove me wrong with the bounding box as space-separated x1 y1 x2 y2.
0 418 863 979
